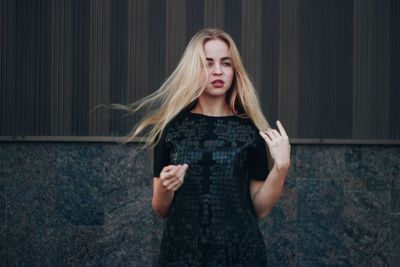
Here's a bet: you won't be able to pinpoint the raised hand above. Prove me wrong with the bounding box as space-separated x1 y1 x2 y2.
259 120 291 170
159 164 189 191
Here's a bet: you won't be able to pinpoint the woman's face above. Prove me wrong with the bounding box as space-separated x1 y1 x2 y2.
202 39 234 98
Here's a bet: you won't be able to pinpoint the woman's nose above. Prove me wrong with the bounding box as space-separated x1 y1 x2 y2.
213 64 223 75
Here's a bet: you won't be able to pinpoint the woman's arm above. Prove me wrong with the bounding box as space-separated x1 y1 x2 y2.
250 120 291 219
152 177 175 218
250 163 289 219
151 164 189 218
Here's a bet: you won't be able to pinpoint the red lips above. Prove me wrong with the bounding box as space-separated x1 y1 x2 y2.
211 80 225 88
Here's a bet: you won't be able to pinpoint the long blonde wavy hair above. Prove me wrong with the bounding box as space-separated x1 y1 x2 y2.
113 28 270 148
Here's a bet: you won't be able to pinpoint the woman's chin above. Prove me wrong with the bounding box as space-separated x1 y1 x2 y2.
202 88 230 97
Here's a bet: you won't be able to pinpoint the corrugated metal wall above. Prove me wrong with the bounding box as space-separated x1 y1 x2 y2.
0 0 399 142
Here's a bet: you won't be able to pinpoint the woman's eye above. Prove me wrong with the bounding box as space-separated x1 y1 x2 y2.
207 62 214 67
223 62 232 66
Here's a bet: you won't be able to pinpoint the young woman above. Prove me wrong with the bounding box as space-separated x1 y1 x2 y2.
121 28 290 266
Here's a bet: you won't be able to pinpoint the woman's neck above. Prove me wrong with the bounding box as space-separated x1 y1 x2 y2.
191 96 233 116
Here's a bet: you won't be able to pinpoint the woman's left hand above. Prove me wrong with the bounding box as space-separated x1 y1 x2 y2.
259 120 291 170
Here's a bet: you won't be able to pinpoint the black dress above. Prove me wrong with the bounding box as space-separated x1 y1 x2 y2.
153 108 270 266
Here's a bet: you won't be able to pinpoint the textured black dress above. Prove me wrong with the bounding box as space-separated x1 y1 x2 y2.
153 108 270 266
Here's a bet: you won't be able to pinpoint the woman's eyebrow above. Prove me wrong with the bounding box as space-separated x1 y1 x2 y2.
206 57 232 61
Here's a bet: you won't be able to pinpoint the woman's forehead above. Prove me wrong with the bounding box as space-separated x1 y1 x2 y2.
203 39 231 59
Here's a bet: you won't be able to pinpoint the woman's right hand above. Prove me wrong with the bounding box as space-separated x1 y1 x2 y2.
159 164 189 191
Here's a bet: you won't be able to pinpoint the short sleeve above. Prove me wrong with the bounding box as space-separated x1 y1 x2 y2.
248 134 270 181
153 129 171 178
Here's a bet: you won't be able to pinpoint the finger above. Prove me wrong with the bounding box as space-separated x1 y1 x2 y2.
160 163 188 182
176 164 189 179
162 178 172 187
162 165 176 173
162 168 181 186
160 167 178 181
259 130 272 140
259 131 272 145
276 120 288 137
264 129 277 140
182 163 189 171
166 168 179 180
269 128 281 138
167 179 182 191
160 172 175 184
163 165 186 189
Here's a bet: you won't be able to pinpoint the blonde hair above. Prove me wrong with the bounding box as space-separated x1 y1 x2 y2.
113 28 270 148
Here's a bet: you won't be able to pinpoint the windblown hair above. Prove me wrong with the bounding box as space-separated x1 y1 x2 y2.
113 28 270 148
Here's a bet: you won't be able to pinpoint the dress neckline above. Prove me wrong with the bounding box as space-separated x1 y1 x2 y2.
188 110 237 118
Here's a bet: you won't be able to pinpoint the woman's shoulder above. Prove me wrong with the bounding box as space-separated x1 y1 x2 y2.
234 114 259 129
233 116 264 144
161 108 192 133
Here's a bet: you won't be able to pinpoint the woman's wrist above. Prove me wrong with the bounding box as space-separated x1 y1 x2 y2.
272 161 290 173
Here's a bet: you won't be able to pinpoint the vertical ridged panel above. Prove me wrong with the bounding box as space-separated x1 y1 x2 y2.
319 0 353 139
1 0 17 135
0 0 2 132
126 0 150 133
0 0 398 141
260 0 280 124
50 0 73 136
390 0 400 139
70 0 90 135
89 0 111 136
241 0 262 92
279 0 299 135
110 0 128 135
353 0 390 139
203 0 224 29
298 0 354 138
298 0 322 138
224 0 241 51
37 0 52 135
165 0 186 76
2 0 51 136
148 0 166 92
186 0 203 40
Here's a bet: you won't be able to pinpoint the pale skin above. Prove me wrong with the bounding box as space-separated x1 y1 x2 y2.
151 38 291 219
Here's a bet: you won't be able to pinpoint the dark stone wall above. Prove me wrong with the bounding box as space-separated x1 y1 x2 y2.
0 142 399 266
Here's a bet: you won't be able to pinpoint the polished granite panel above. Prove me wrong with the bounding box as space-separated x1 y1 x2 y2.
0 142 398 266
0 141 154 266
99 144 159 266
0 186 5 227
297 179 347 266
391 215 400 266
293 145 353 179
343 191 391 266
47 225 106 267
55 143 105 226
3 225 55 266
262 147 298 266
392 172 400 213
0 227 6 265
2 143 57 228
344 146 398 192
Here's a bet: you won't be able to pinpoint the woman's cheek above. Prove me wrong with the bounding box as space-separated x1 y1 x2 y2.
226 68 234 86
